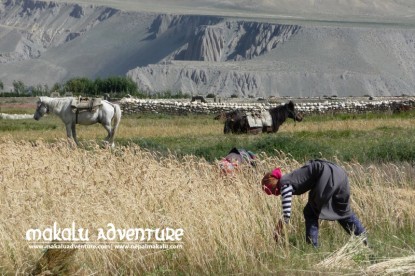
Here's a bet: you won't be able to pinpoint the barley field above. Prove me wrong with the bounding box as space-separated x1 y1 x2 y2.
1 98 415 275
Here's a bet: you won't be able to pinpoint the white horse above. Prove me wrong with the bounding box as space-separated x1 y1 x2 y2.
33 96 122 147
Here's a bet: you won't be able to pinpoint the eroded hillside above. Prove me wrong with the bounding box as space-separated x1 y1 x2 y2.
1 0 415 97
0 0 119 62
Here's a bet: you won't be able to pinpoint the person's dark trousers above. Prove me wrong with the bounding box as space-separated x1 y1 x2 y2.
338 213 367 245
303 204 367 247
303 203 319 247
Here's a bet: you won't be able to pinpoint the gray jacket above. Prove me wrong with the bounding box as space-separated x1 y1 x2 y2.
279 159 353 220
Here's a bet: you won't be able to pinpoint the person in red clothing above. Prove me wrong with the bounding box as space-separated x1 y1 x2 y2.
261 159 367 247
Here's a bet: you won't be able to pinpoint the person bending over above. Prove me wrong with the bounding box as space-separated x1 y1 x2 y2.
261 159 367 247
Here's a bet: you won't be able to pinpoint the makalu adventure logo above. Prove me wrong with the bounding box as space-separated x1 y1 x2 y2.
25 222 184 250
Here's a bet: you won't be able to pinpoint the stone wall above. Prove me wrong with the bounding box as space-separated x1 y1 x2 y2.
119 97 415 116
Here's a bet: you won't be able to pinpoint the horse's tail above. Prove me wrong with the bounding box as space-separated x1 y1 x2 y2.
110 103 122 144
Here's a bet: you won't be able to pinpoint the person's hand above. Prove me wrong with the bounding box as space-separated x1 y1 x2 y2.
273 219 285 243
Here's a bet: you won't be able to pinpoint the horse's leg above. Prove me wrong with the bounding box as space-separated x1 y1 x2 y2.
65 123 77 147
71 123 79 145
102 122 113 147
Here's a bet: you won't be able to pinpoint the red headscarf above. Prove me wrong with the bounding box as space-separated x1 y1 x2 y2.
271 168 282 179
262 168 282 196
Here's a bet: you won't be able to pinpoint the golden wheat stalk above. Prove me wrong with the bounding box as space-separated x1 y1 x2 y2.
315 235 370 271
30 241 77 275
365 255 415 275
0 140 414 274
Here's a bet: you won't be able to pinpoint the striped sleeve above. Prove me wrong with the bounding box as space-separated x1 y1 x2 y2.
281 184 293 223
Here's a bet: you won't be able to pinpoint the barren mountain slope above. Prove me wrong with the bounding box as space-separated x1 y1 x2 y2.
0 1 157 87
58 0 415 24
1 0 415 97
127 22 415 97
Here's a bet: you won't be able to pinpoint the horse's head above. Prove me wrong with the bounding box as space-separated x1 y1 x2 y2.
286 101 303 122
33 98 49 120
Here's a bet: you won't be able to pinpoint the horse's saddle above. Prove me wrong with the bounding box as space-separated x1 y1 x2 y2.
71 97 102 112
246 110 272 128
